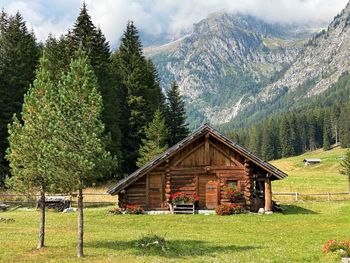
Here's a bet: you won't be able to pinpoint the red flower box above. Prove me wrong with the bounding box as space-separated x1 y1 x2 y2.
169 192 199 204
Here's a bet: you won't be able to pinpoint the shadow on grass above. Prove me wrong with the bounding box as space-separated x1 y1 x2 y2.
86 239 259 258
281 204 318 215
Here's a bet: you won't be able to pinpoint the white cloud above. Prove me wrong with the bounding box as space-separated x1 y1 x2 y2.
0 0 348 45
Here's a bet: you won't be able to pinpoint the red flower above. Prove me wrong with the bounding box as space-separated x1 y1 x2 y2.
169 192 199 204
223 187 241 202
215 203 242 215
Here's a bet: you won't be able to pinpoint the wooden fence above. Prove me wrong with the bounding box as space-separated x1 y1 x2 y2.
272 192 350 202
0 192 350 206
0 192 116 207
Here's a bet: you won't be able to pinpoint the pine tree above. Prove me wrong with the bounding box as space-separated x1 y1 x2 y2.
6 52 57 249
137 110 168 167
113 21 165 173
62 4 122 173
0 11 40 185
53 47 113 257
165 80 189 146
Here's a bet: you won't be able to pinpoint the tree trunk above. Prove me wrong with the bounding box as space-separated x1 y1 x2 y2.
77 181 84 257
37 190 45 249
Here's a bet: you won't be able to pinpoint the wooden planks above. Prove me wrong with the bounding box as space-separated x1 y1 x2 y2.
149 173 162 208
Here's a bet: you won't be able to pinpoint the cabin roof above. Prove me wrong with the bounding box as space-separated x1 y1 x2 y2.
107 124 288 195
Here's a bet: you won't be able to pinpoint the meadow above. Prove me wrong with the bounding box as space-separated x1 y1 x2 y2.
1 202 349 263
1 147 349 262
272 147 348 193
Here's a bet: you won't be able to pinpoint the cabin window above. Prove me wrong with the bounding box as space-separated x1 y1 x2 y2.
226 180 238 189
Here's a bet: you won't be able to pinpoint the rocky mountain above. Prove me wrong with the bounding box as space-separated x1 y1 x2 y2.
225 1 350 130
258 2 350 103
145 12 320 128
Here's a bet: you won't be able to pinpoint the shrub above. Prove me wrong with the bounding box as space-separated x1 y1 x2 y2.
136 233 168 252
215 203 242 215
223 187 241 202
323 240 350 257
125 205 144 214
169 192 199 204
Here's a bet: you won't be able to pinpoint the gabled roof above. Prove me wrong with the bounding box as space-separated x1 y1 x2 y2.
107 124 287 195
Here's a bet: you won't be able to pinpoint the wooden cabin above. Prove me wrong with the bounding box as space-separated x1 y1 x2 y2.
108 124 287 212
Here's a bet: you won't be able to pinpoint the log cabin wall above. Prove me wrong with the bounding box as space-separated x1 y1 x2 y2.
119 132 255 210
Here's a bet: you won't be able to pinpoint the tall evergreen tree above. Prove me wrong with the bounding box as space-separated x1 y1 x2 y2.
261 119 275 160
331 106 341 145
339 103 350 148
44 34 70 82
165 80 189 146
0 11 40 184
6 52 57 249
113 21 165 173
53 47 113 257
247 126 262 156
137 109 168 167
45 4 122 174
279 116 294 157
323 110 332 150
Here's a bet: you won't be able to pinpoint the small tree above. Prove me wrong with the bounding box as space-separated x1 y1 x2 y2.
6 52 57 249
340 150 350 196
165 80 189 146
137 109 168 167
53 47 113 257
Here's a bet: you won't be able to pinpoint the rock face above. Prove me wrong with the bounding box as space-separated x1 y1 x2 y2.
258 1 350 102
145 13 317 127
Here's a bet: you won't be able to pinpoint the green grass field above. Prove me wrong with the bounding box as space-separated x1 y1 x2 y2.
1 202 349 263
272 147 349 193
1 147 350 262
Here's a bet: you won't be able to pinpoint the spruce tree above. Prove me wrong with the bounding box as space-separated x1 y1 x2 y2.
6 52 57 249
323 110 332 150
165 80 189 146
331 106 340 145
261 119 275 160
44 34 70 82
339 103 350 148
247 126 262 156
279 116 294 157
137 109 168 167
53 47 113 257
113 21 165 172
0 11 40 185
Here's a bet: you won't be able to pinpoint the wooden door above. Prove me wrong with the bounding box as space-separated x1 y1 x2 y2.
205 180 219 209
198 174 218 209
148 174 162 208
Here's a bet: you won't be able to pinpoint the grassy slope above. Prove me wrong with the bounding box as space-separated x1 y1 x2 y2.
0 202 349 263
271 147 349 193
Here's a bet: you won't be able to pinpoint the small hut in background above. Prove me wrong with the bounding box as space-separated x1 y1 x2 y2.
303 158 321 166
108 124 287 212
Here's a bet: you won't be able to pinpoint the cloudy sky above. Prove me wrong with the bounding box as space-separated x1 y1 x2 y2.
0 0 348 46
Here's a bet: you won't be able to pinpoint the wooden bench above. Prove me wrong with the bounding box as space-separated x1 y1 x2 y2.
173 204 195 214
